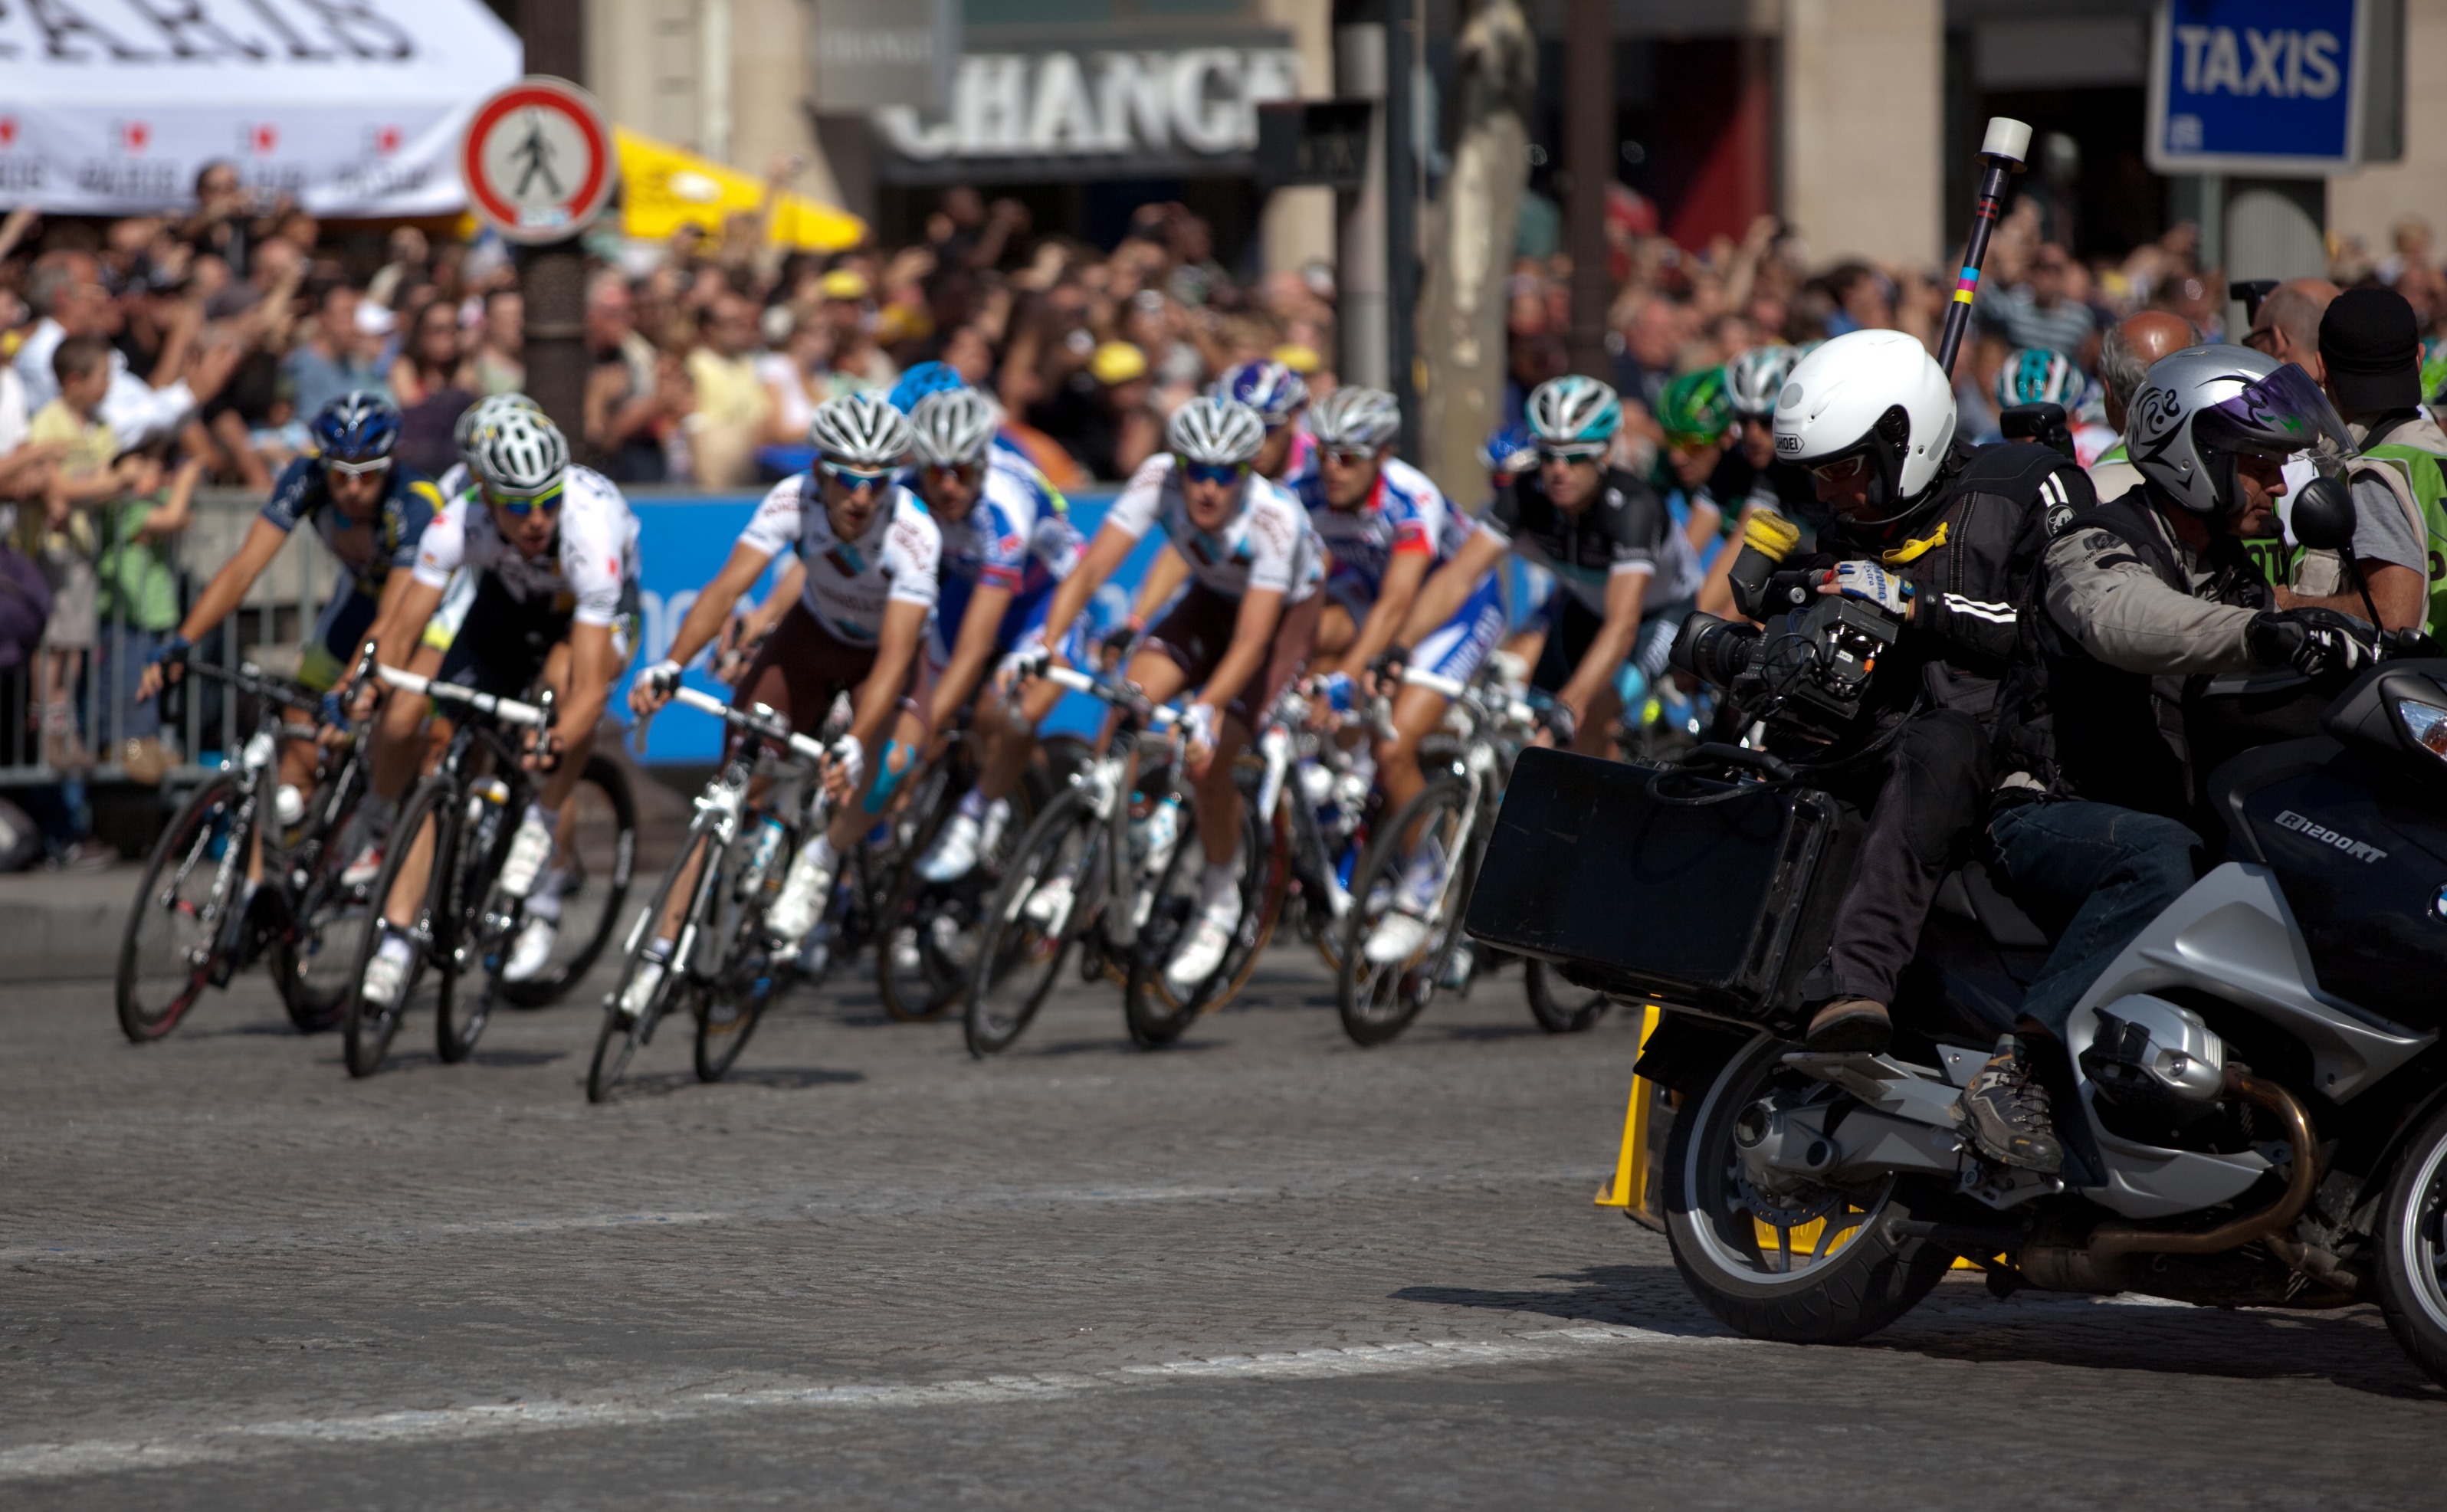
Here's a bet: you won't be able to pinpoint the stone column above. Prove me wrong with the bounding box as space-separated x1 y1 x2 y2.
1781 0 1944 267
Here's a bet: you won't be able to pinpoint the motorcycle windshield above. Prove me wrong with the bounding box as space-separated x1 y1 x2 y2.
2196 361 2358 466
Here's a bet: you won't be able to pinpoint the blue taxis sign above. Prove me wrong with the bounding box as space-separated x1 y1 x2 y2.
2146 0 2367 175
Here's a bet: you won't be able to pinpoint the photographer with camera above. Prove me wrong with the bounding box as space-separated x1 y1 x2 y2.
1682 330 2094 1057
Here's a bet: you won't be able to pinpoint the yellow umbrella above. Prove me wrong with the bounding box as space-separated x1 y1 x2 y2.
615 127 866 252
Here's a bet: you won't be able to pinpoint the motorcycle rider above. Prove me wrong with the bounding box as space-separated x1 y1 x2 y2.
1756 329 2096 1055
1981 346 2373 1174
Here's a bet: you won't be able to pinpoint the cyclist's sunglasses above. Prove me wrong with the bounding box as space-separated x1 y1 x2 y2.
822 459 897 492
1321 445 1380 465
483 480 563 517
1537 444 1606 465
923 461 983 488
325 455 392 479
1179 459 1248 486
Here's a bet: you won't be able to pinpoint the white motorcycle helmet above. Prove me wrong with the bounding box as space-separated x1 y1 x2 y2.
1773 330 1957 526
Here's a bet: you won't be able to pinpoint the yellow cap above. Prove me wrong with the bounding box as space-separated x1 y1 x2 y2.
1271 342 1320 375
1742 509 1800 562
1090 340 1150 385
819 267 871 300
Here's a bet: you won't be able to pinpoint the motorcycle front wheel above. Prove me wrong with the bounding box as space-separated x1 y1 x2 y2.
1663 1032 1950 1345
2374 1102 2447 1390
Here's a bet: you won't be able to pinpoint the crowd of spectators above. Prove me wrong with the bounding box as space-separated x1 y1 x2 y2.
5 156 2447 870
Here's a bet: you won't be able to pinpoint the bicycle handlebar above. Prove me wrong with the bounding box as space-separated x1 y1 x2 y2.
182 658 323 712
666 684 831 764
1038 664 1179 729
376 664 550 729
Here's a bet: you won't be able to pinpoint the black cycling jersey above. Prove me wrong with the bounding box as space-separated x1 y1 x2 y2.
1482 464 1670 615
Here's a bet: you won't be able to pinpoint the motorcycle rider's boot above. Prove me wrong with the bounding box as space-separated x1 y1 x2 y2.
1953 1035 2065 1173
1805 997 1891 1052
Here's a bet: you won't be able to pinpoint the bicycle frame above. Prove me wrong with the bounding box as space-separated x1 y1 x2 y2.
1037 665 1182 953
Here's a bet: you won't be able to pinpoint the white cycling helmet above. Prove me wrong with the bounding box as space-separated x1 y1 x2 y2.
1524 374 1622 454
471 407 569 500
908 389 999 469
1306 385 1401 451
809 392 914 471
1726 345 1798 419
1773 329 1957 521
454 392 543 465
1167 396 1266 467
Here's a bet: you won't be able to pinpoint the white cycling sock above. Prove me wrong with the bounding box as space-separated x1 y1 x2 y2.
1196 861 1238 915
375 929 413 966
808 833 841 874
956 786 988 821
523 801 559 831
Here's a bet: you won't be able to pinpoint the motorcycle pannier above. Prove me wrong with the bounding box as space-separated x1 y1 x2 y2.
1465 747 1855 1027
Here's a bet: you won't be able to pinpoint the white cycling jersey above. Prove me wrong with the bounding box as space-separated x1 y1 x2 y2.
1103 454 1320 602
737 472 941 644
412 464 639 626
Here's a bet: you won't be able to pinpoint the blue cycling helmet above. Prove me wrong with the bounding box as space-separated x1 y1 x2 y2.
887 361 968 415
310 392 401 467
1525 375 1622 454
1481 421 1537 477
1212 359 1310 428
1996 347 2089 412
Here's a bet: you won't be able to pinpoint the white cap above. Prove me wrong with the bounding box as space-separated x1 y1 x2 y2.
354 300 396 336
1980 116 2032 166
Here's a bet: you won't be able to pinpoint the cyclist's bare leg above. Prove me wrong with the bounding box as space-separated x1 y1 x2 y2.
1373 683 1454 850
974 674 1064 805
1314 602 1357 661
1572 682 1622 757
818 701 929 854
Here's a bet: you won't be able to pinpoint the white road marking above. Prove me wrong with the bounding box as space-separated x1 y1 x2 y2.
0 1324 1745 1482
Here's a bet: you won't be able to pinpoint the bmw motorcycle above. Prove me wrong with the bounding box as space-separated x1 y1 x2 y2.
1466 493 2447 1389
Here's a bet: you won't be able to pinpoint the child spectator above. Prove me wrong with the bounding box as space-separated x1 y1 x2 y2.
24 333 130 771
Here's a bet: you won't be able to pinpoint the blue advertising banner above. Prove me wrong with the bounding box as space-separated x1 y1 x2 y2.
623 488 1150 763
2147 0 2367 175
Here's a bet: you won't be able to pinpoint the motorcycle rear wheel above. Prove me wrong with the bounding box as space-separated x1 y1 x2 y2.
1663 1032 1950 1344
2373 1102 2447 1390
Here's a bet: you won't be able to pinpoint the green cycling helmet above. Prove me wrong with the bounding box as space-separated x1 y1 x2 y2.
1657 366 1734 448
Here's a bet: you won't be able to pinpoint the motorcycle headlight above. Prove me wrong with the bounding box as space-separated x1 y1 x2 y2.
2395 697 2447 759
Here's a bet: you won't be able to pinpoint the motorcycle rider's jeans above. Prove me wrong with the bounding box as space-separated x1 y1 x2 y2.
1815 708 1989 1008
1986 799 2203 1036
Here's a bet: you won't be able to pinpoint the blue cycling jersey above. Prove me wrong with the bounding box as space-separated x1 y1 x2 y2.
259 454 444 600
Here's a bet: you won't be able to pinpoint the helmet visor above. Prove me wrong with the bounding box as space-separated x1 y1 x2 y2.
2194 362 2357 467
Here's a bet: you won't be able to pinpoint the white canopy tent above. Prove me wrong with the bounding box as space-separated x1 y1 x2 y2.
0 0 521 217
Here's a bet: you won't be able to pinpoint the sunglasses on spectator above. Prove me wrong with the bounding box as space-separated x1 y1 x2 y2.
1537 444 1606 465
821 460 896 492
923 461 982 488
1321 445 1380 465
325 456 392 479
483 480 563 517
1178 460 1248 486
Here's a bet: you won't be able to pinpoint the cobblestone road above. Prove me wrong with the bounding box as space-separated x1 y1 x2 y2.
5 946 2442 1508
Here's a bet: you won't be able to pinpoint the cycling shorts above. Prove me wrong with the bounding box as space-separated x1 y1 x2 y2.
295 585 382 694
435 572 638 700
729 599 914 761
1143 581 1324 726
1406 572 1506 690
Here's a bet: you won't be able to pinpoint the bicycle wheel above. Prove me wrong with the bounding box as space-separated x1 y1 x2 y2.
1123 778 1275 1048
273 761 372 1034
964 788 1096 1058
874 766 966 1023
436 786 513 1064
589 822 714 1102
694 864 784 1083
343 776 455 1078
1335 776 1477 1048
1524 958 1611 1033
502 753 638 1007
115 772 244 1043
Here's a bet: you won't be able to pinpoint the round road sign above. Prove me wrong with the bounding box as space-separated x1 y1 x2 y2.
461 76 613 244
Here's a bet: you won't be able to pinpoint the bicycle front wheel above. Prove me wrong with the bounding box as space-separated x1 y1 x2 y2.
589 821 715 1102
964 788 1095 1058
116 772 244 1043
274 762 372 1034
343 776 457 1077
1335 776 1476 1048
1524 959 1610 1033
436 789 513 1064
502 753 638 1007
1123 779 1276 1048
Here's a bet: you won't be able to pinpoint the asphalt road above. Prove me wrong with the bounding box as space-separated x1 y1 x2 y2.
5 945 2442 1510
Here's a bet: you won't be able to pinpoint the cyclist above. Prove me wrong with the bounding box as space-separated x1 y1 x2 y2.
1292 385 1505 963
902 387 1085 882
627 392 939 1008
139 392 441 829
1399 375 1675 756
355 407 643 1007
1025 396 1323 994
1997 346 2117 468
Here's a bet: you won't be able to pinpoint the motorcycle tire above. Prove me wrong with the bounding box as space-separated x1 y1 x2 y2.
1663 1031 1950 1345
2373 1100 2447 1390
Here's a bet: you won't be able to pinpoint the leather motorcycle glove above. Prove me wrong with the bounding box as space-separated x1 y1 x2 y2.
2249 607 2373 679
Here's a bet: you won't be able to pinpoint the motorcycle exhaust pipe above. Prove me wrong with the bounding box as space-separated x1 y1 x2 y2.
2022 1069 2318 1292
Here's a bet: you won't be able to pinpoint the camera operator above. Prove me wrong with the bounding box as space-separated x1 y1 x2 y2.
1979 347 2371 1175
1712 330 2096 1057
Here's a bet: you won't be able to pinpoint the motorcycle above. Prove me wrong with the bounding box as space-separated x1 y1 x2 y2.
1465 483 2447 1389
